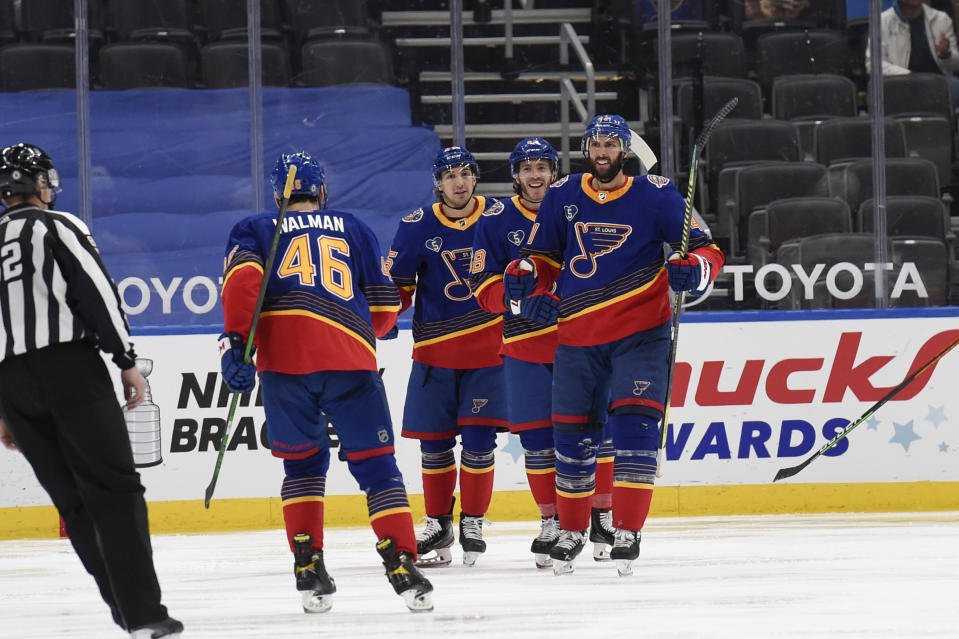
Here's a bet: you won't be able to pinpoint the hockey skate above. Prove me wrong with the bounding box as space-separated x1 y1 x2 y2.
610 529 641 577
589 507 615 561
459 514 488 567
292 533 336 613
549 529 587 575
376 537 434 612
415 507 454 568
530 515 560 569
128 617 183 638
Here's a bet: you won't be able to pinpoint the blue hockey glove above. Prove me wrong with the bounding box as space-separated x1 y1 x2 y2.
503 258 537 312
519 292 561 325
218 332 256 393
666 252 712 296
380 325 399 340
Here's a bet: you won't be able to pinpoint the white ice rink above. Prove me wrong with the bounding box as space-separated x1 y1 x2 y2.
2 512 957 638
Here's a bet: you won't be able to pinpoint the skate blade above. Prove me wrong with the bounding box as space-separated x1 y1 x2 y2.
533 552 552 569
129 631 182 639
301 590 333 613
401 588 434 612
415 547 452 568
552 558 576 575
593 542 612 562
615 558 634 577
462 550 483 567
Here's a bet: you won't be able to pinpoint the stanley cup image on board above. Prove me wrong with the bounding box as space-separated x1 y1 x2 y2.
124 358 163 468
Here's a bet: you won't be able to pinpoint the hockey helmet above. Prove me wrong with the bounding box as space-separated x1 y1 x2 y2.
432 146 479 187
271 151 326 206
509 137 558 178
0 143 61 202
581 114 631 156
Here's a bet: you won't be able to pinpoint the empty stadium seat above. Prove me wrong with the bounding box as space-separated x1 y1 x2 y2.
785 233 885 309
755 30 847 93
759 196 852 267
297 39 393 87
99 42 194 89
890 237 950 306
108 0 193 41
0 44 75 91
814 117 907 167
771 74 858 160
829 157 941 218
0 0 15 45
201 41 290 88
284 0 371 41
199 0 283 41
638 31 746 82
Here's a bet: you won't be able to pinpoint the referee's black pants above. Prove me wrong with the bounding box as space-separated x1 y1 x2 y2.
0 341 169 630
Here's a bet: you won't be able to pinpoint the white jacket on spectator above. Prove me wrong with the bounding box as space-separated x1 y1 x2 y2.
865 3 959 76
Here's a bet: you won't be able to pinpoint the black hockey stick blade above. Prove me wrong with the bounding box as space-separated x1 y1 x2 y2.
694 97 738 149
772 334 959 482
204 165 297 508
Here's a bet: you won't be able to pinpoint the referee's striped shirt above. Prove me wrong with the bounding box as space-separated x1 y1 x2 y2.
0 203 136 369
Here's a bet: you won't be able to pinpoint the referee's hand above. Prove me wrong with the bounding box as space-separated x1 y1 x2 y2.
121 367 146 409
0 417 18 451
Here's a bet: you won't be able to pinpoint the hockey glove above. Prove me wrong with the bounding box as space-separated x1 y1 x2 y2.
519 292 561 325
218 332 257 393
666 252 712 296
503 258 537 312
380 325 399 340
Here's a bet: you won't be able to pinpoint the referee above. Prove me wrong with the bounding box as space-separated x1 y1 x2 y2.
0 143 183 638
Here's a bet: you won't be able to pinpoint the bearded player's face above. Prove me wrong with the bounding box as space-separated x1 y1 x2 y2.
586 135 624 183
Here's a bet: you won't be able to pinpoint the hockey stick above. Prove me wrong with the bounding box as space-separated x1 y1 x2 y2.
204 165 297 508
772 334 959 482
656 97 738 477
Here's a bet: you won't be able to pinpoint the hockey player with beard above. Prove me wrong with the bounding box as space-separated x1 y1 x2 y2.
469 137 617 569
386 147 507 568
503 115 725 576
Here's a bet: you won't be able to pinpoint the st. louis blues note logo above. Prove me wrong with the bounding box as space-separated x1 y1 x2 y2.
633 381 651 396
483 200 505 216
472 398 489 413
646 175 670 189
403 208 424 223
441 248 474 301
425 236 443 252
569 222 632 278
507 229 525 246
564 205 578 221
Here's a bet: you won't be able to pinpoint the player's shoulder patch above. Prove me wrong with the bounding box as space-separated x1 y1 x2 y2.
402 208 425 223
646 174 671 189
482 200 505 216
551 175 570 188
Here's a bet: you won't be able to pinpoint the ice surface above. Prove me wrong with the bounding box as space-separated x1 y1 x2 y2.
1 512 957 638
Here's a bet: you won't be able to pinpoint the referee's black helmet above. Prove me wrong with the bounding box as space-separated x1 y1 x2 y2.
0 143 62 202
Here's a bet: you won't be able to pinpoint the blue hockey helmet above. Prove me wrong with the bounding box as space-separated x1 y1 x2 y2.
581 114 631 156
271 151 326 205
509 137 558 178
432 146 479 187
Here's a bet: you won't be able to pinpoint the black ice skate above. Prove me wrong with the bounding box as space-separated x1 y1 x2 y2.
530 514 560 569
293 532 336 613
415 500 455 567
459 514 488 567
128 617 184 638
610 529 641 577
549 529 587 575
589 507 615 561
376 537 434 612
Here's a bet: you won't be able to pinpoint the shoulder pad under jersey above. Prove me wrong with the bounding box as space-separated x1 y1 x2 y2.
482 200 505 216
402 208 425 223
551 175 570 188
645 174 671 188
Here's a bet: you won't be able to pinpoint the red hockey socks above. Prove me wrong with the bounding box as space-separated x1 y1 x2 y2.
368 485 416 556
524 448 557 517
613 483 654 531
459 448 495 516
594 439 614 510
281 475 325 552
421 448 457 517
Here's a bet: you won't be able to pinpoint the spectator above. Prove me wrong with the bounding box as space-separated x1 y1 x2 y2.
745 0 811 21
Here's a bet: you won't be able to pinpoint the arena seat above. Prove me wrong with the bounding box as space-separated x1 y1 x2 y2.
297 38 394 87
0 43 75 91
199 0 283 41
99 42 194 89
771 74 857 160
201 41 291 88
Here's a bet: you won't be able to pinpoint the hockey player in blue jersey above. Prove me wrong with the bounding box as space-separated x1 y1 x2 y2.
386 146 507 567
220 151 433 612
470 137 616 568
503 115 725 576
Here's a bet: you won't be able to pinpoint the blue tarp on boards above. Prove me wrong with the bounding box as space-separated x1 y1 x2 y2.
0 87 440 329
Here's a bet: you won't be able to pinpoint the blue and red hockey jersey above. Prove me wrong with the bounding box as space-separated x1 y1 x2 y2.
387 197 503 369
470 195 558 364
221 208 399 374
522 173 725 347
